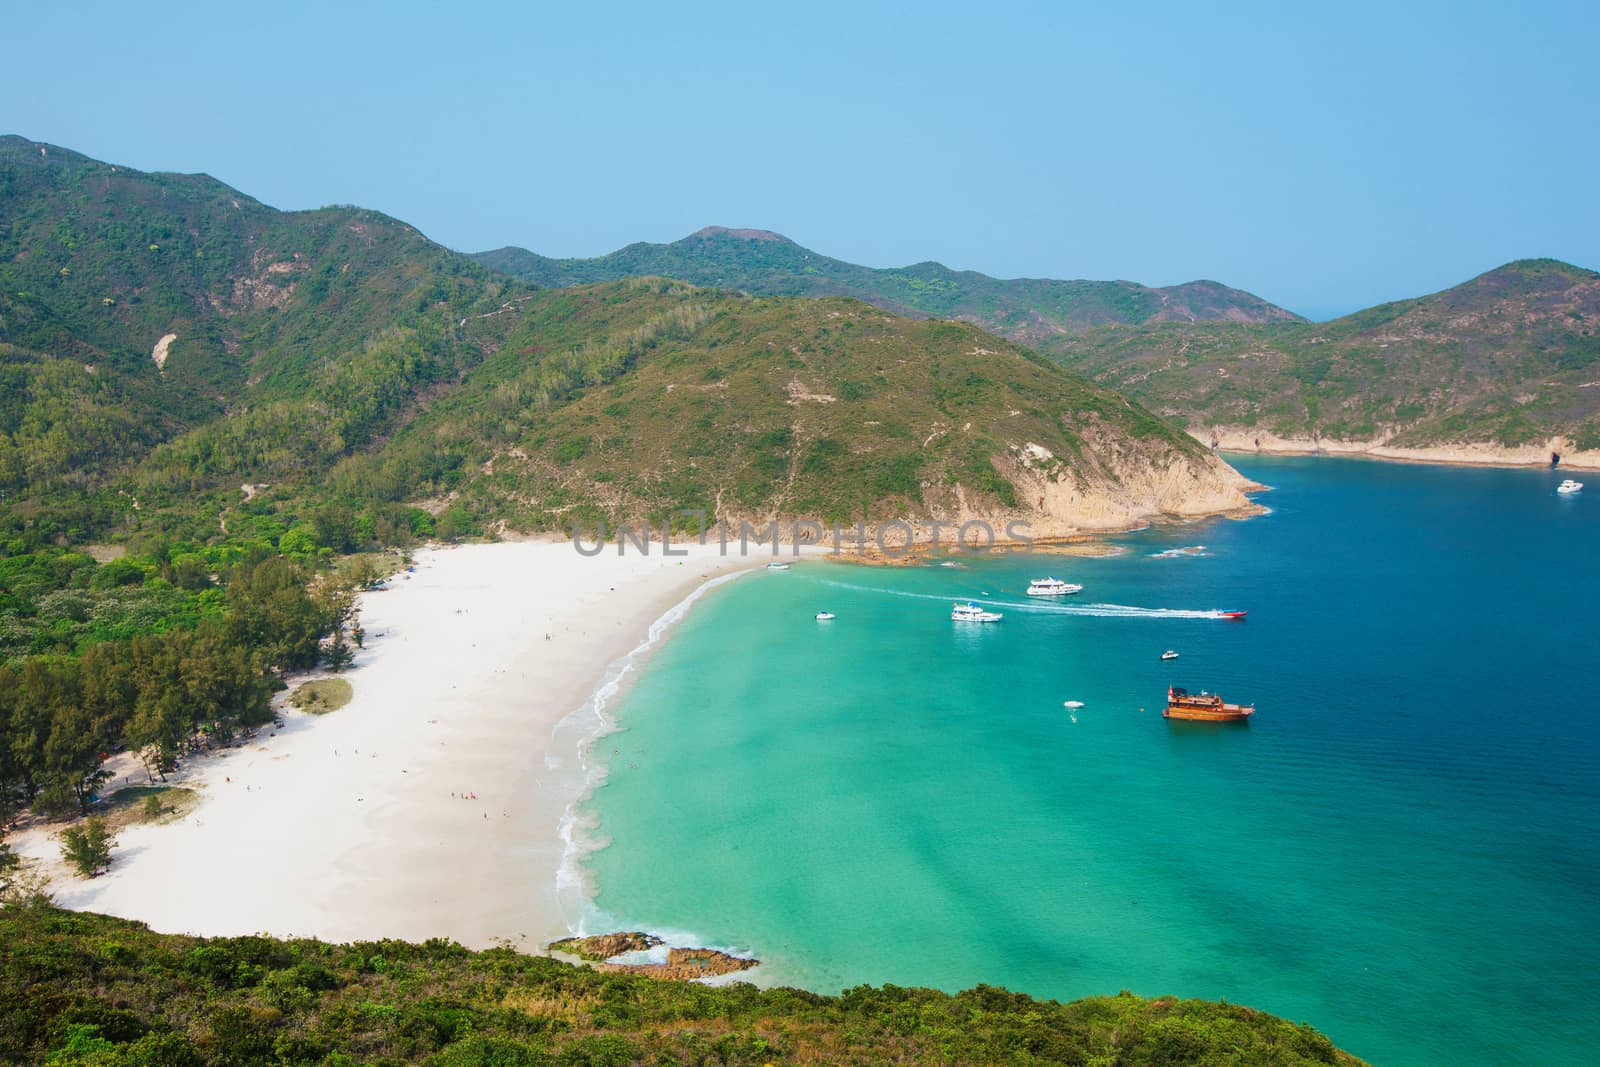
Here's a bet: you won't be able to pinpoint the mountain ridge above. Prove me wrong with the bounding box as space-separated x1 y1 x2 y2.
1043 256 1600 461
473 227 1303 341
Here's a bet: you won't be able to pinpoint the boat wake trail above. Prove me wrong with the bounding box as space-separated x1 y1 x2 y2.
813 579 1231 619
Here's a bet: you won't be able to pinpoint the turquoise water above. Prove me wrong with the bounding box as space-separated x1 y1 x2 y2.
582 457 1600 1066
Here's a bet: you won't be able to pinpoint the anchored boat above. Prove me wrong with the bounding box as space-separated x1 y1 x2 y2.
1026 577 1083 597
1557 479 1583 495
1164 686 1254 722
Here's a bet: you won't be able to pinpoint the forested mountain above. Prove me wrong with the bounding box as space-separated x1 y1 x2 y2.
474 226 1302 344
0 135 505 501
0 137 1249 556
1043 259 1600 454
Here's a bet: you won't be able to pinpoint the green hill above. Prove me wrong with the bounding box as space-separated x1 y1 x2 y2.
473 226 1302 344
1043 259 1600 454
0 137 1251 552
0 135 510 502
360 282 1253 539
0 905 1367 1067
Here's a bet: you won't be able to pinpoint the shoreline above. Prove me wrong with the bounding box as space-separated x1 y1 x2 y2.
11 539 789 951
553 566 762 933
1193 427 1600 471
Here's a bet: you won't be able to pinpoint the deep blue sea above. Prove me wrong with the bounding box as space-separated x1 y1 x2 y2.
582 456 1600 1066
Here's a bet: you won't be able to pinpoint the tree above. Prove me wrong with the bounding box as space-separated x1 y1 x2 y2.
0 820 18 894
60 815 117 877
324 631 355 673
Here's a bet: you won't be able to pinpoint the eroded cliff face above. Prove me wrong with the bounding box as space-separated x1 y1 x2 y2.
1006 443 1258 533
836 436 1261 549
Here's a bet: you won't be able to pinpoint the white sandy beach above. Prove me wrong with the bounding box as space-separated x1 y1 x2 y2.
13 539 794 950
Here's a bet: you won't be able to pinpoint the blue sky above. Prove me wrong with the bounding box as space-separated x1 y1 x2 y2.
5 1 1596 319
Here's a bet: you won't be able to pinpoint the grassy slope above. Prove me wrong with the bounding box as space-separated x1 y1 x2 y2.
1043 259 1600 449
0 905 1366 1067
374 282 1216 531
473 227 1302 344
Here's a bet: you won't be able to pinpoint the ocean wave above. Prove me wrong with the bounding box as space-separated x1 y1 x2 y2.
1150 545 1207 558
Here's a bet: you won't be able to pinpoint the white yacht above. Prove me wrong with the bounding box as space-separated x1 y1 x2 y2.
951 601 1003 623
1557 479 1583 495
1160 650 1180 661
1026 577 1083 597
815 611 835 621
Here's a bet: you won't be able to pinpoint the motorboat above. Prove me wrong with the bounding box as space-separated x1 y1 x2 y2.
1218 611 1247 620
815 611 835 621
1160 650 1180 661
767 561 790 570
1026 576 1083 597
1557 479 1583 495
951 601 1003 622
1063 700 1085 709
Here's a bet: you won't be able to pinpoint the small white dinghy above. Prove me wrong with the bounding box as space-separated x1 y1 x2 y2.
768 561 790 570
815 611 835 621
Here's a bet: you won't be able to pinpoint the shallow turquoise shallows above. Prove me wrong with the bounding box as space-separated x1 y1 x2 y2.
582 456 1599 1067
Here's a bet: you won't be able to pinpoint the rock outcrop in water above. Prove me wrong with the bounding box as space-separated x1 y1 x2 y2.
549 932 759 980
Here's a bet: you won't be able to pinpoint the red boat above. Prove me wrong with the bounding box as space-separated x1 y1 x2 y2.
1219 611 1247 620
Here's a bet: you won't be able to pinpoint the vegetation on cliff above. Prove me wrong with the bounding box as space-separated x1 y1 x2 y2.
474 226 1301 345
1044 259 1600 450
0 905 1366 1066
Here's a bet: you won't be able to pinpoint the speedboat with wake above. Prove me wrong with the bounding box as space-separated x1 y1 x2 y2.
1026 577 1083 597
1558 479 1583 495
951 602 1003 622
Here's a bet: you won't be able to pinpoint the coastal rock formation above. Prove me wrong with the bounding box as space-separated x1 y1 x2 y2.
549 932 759 981
548 931 662 961
599 947 760 981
